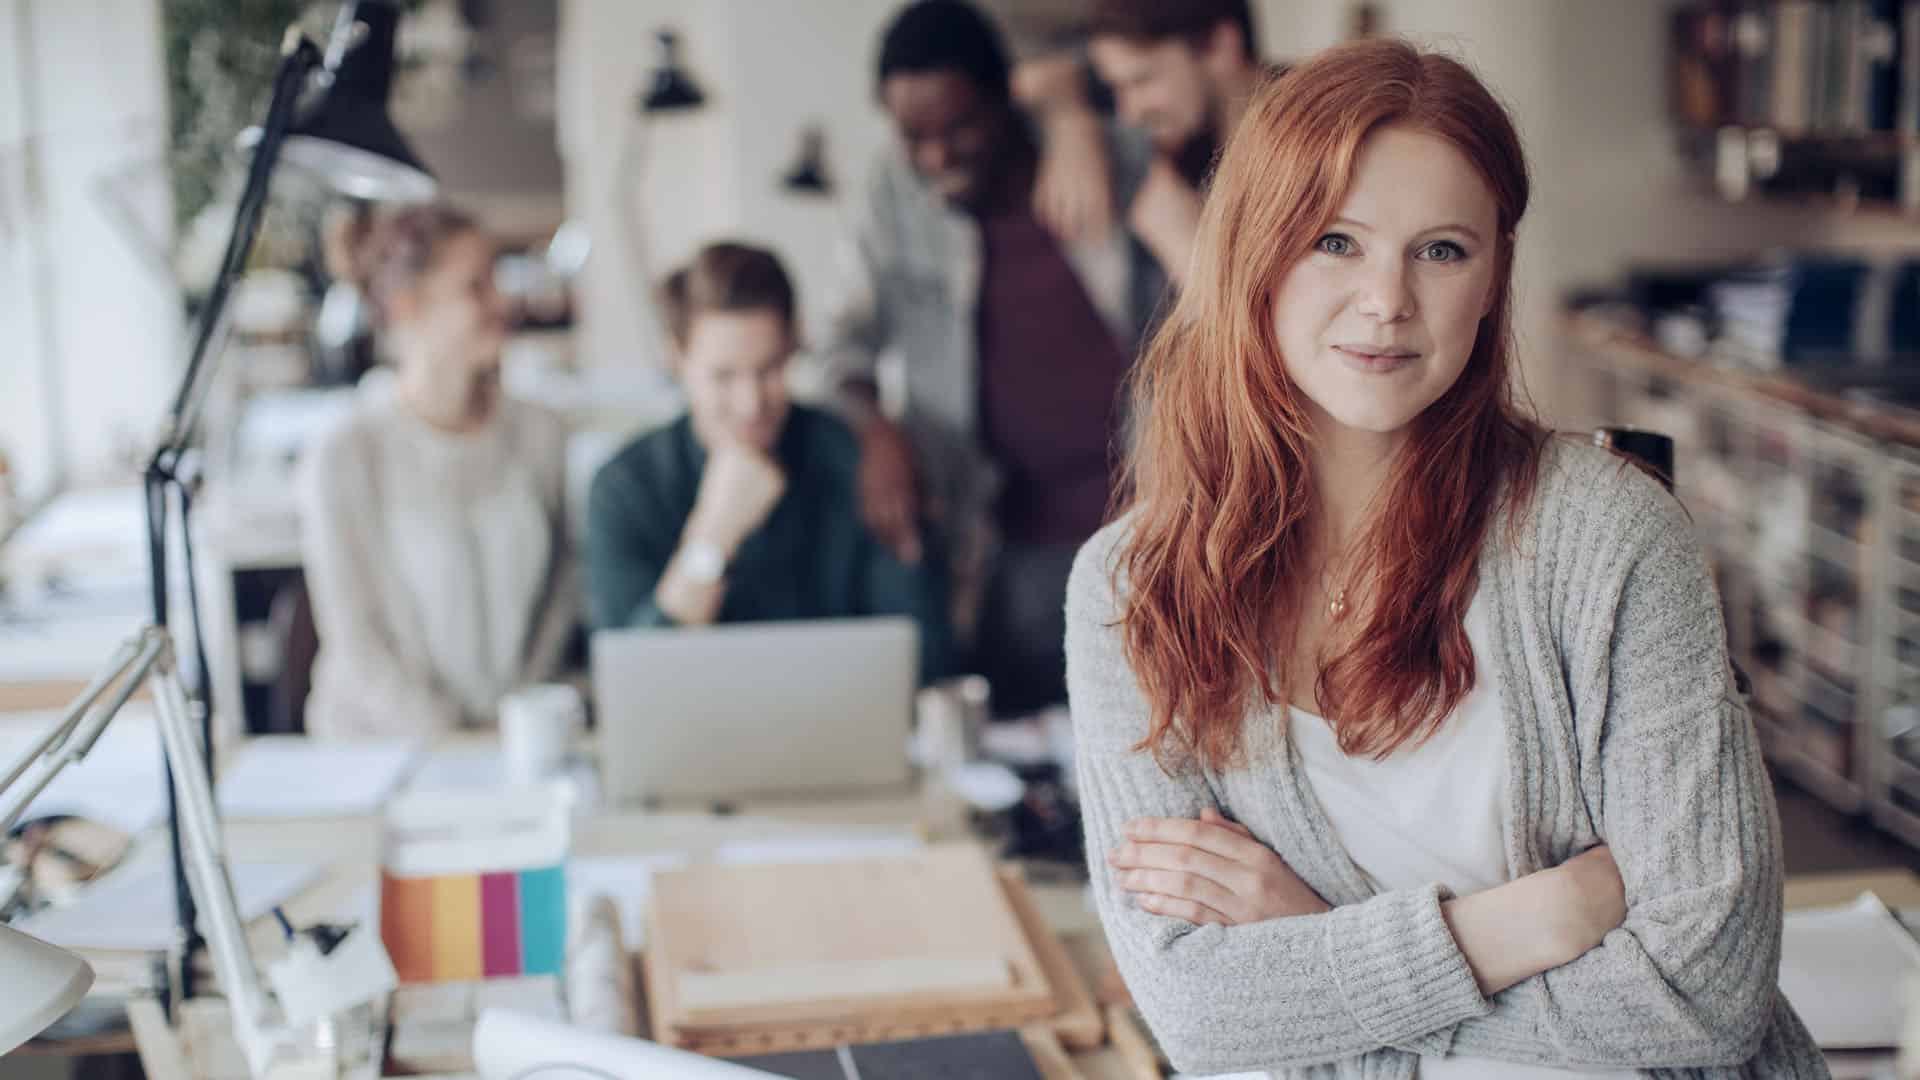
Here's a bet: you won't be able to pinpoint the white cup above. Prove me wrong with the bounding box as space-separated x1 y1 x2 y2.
499 683 584 785
914 675 991 772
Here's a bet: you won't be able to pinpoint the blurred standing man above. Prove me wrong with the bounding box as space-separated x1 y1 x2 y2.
821 0 1165 715
1018 0 1273 285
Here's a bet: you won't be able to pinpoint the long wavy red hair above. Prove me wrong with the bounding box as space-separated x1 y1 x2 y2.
1115 38 1547 770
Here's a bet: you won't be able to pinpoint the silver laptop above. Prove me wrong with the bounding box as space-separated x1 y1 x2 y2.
591 617 918 805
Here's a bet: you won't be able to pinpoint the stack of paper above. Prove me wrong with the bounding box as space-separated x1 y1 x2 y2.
13 855 320 952
216 737 422 818
1779 891 1920 1048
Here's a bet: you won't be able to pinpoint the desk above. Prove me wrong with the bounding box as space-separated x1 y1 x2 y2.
35 728 1920 1079
74 757 1144 1080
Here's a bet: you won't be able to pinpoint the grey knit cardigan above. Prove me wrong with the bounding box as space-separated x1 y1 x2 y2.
1067 439 1828 1079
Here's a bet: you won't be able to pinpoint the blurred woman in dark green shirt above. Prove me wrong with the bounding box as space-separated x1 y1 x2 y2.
585 242 952 683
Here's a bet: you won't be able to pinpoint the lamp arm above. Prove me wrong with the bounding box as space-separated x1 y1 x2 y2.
0 627 279 1072
0 636 145 806
0 632 167 835
156 29 324 461
139 26 324 1006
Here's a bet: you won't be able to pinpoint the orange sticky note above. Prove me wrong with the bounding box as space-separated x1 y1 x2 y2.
380 873 436 983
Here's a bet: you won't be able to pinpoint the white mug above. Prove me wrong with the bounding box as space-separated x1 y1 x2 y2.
914 675 991 772
499 683 584 785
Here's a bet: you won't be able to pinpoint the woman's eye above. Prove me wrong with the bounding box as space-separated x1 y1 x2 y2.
1420 241 1468 263
1315 234 1355 256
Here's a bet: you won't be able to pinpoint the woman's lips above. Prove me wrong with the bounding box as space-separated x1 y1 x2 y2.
1334 345 1419 373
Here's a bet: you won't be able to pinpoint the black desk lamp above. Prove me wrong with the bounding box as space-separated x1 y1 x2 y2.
151 0 435 1001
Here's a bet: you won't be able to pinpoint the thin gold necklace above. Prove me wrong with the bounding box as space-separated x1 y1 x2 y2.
1319 537 1361 622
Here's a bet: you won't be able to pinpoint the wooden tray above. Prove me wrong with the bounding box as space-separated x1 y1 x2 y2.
645 856 1104 1055
646 847 1057 1047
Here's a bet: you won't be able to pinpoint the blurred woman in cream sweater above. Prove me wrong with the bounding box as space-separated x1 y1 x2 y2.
299 205 577 738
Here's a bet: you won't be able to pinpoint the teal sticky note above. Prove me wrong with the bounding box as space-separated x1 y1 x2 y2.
517 864 567 976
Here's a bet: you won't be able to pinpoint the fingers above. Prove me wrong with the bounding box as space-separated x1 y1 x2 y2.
1134 891 1232 926
1200 807 1253 837
862 485 922 565
1107 840 1260 926
1125 815 1266 864
1112 863 1242 915
886 518 923 565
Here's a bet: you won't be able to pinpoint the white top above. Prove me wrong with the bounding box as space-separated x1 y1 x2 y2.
1288 593 1635 1080
298 387 579 739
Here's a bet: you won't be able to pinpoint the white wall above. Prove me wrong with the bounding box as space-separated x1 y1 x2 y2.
560 0 898 374
0 1 60 501
1 0 180 502
559 0 1920 427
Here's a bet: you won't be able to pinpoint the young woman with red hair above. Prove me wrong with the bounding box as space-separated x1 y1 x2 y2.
1067 38 1824 1079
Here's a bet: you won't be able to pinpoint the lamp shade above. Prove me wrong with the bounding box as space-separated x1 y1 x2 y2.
274 0 437 201
0 924 94 1055
640 30 705 112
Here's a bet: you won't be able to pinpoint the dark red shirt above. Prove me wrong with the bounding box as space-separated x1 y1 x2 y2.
975 205 1132 546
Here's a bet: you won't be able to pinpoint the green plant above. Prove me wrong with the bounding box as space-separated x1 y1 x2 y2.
163 0 310 233
163 1 422 233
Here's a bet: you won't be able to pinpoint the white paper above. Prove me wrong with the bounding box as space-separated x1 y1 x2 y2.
266 920 398 1028
1779 891 1920 1048
216 737 422 818
403 746 509 792
711 825 923 867
404 747 601 809
0 707 167 832
474 1008 784 1079
566 852 690 949
3 487 148 583
14 857 321 952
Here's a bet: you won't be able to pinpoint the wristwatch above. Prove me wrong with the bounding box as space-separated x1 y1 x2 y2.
681 539 728 585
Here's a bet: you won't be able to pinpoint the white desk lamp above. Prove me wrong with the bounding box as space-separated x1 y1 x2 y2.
0 925 93 1056
0 1 432 1068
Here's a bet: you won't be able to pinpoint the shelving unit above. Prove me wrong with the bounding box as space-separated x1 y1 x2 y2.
1567 312 1910 821
1669 1 1920 215
1870 452 1920 844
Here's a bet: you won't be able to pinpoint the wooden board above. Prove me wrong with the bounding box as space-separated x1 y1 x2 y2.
1104 1005 1165 1080
646 846 1057 1047
1785 869 1920 911
1064 932 1132 1008
998 867 1104 1051
1019 1026 1088 1080
676 953 1015 1026
643 858 1107 1056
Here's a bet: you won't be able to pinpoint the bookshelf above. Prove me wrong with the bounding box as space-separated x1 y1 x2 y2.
1670 0 1920 214
1564 309 1920 837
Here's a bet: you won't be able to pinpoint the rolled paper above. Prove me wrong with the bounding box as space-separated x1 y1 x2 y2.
472 1008 785 1079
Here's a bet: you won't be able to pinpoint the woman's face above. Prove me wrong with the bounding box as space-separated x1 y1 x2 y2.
390 229 510 431
1269 124 1501 449
679 308 793 454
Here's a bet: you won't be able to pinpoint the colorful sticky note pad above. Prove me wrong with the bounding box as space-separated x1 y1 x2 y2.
380 863 566 983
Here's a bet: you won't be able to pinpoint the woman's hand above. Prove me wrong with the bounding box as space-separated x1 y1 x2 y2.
1442 843 1627 997
1108 808 1331 925
1546 844 1627 957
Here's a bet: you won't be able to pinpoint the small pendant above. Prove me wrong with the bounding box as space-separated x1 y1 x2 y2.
1328 589 1348 620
